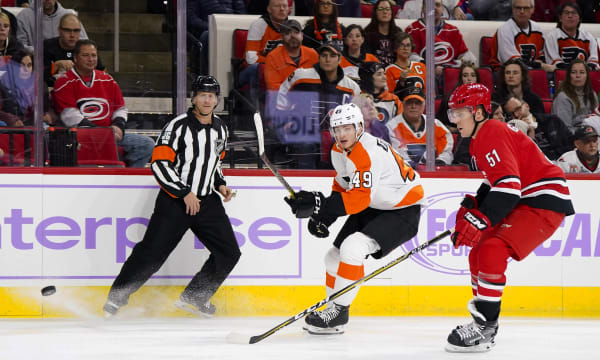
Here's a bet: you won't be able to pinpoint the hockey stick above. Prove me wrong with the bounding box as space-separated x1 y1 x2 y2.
253 111 296 199
226 228 453 344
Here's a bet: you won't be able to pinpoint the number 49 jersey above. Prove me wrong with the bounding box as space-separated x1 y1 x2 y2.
470 120 575 226
330 132 424 215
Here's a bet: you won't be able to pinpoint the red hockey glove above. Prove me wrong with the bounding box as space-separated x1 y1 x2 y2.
452 208 490 248
455 194 478 225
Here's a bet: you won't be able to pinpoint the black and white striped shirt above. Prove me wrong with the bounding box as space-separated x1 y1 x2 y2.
151 109 228 198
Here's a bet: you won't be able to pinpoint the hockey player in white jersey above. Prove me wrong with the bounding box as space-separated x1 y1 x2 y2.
556 125 600 173
284 103 424 334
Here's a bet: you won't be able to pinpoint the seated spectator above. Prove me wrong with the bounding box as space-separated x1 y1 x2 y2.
17 0 88 51
437 62 478 129
493 58 544 115
276 42 360 168
504 96 572 160
552 58 598 133
544 2 598 71
405 0 476 90
364 0 403 66
556 125 600 173
491 101 505 122
187 0 246 76
52 40 154 167
351 93 390 142
241 0 288 104
489 0 553 72
396 0 469 20
385 32 426 94
264 19 318 91
2 49 55 126
44 14 104 87
1 1 18 39
340 24 378 81
386 86 453 167
468 0 511 20
359 61 402 124
0 12 23 63
302 0 344 51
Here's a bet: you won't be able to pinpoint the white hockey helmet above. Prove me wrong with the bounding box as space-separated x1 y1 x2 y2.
329 103 364 129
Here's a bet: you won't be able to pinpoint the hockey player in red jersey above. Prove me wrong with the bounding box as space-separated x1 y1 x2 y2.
284 103 424 335
444 83 575 352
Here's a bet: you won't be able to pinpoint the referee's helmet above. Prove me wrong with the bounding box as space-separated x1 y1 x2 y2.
192 75 220 96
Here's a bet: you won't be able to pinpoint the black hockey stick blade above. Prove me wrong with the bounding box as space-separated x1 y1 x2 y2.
246 228 453 344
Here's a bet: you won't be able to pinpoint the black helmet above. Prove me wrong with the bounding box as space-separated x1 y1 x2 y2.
192 75 220 96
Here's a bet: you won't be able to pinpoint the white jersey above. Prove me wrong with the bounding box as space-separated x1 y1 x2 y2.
330 132 424 214
495 18 545 65
544 27 599 67
556 149 600 174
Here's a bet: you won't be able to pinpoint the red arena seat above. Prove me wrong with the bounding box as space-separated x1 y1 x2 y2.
76 127 126 167
529 69 551 101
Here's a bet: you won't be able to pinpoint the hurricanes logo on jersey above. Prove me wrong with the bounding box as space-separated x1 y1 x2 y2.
421 41 455 65
76 97 110 121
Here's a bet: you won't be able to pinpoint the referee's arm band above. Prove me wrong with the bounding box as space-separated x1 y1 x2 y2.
151 145 175 163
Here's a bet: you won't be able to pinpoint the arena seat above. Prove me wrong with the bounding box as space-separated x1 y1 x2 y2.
543 100 552 114
529 69 551 100
478 67 494 92
554 69 566 90
76 127 126 167
479 36 494 67
0 127 34 166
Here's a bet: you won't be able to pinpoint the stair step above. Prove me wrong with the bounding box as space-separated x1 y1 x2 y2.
90 32 171 52
100 51 171 73
79 13 165 34
112 72 173 96
61 0 150 13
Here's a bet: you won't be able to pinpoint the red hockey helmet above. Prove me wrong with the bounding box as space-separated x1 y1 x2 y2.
447 83 491 116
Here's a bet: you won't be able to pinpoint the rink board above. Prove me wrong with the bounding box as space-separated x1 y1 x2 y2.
0 171 599 317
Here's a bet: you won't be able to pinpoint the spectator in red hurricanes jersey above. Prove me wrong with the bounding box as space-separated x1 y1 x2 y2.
444 83 574 353
53 40 154 167
364 0 403 66
302 0 344 51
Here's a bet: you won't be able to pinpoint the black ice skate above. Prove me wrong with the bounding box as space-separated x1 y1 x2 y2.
174 295 216 318
103 300 121 319
304 303 349 335
445 300 499 353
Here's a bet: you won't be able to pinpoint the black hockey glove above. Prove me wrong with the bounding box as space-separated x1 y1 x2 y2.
284 190 326 219
308 217 329 238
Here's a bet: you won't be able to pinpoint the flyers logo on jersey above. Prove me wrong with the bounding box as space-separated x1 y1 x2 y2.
76 97 110 121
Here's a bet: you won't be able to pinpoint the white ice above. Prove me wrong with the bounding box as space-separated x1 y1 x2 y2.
0 316 599 359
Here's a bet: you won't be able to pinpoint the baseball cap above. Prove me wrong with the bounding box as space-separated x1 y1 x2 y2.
317 42 341 56
574 125 599 140
281 19 302 33
401 86 425 103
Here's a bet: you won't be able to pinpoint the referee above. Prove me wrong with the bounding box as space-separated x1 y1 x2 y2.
103 75 241 317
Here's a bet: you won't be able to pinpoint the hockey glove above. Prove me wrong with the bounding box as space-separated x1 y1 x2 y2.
452 208 490 248
308 217 330 238
284 190 325 219
455 194 478 224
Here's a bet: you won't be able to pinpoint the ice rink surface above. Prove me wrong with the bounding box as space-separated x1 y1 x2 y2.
1 316 599 360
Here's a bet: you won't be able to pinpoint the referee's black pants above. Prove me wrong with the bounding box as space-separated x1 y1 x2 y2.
107 190 241 307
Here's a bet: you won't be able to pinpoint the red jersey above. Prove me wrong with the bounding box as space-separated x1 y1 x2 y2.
405 19 469 66
53 69 127 127
470 120 574 226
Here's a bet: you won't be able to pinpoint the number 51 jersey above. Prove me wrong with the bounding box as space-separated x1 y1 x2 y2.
470 119 575 226
330 132 424 215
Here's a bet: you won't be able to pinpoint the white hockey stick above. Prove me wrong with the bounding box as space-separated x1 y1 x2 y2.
253 112 296 198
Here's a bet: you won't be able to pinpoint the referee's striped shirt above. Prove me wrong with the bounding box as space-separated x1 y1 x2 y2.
150 109 228 198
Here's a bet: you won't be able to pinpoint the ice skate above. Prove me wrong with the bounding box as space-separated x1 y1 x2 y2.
174 296 216 318
445 300 498 352
103 300 120 319
304 303 349 335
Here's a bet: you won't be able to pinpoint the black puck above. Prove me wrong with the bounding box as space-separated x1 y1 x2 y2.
41 285 56 296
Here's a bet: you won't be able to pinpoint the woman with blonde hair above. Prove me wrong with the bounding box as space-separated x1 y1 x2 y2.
0 12 23 62
351 93 390 142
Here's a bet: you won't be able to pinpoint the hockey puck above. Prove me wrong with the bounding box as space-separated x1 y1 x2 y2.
41 285 56 296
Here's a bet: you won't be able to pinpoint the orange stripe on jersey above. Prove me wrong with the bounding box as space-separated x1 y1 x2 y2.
291 78 322 88
337 262 364 281
158 186 178 198
395 184 424 208
336 85 355 94
151 145 175 163
340 142 372 214
326 272 336 289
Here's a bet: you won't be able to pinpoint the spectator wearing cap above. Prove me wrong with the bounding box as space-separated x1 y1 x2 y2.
364 0 403 66
340 24 378 81
544 2 599 71
556 125 600 173
386 86 454 167
359 61 402 125
302 0 344 51
275 42 360 168
264 19 318 91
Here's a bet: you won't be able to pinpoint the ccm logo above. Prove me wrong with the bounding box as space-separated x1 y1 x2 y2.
464 212 487 230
